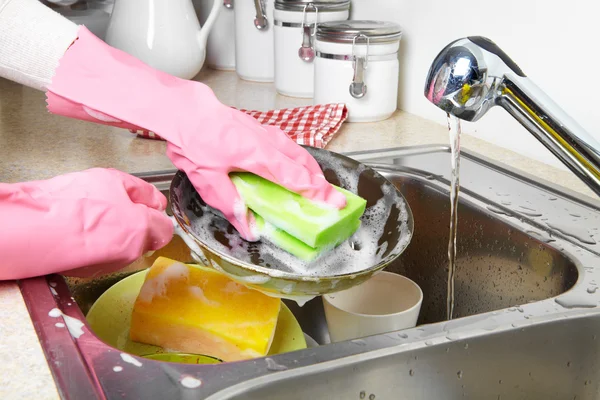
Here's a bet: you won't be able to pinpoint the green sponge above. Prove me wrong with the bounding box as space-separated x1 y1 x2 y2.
253 213 361 261
231 172 366 255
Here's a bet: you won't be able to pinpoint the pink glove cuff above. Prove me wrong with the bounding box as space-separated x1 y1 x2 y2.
46 26 216 148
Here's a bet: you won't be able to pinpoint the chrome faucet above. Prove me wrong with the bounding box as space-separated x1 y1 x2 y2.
424 36 600 197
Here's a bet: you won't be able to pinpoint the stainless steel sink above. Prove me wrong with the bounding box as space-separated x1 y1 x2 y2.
211 311 600 400
18 145 600 399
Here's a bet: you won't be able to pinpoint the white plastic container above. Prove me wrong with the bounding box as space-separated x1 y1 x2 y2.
196 0 236 71
274 0 349 98
234 0 275 82
314 21 402 122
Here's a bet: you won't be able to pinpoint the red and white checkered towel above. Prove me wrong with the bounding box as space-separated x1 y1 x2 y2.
133 103 348 148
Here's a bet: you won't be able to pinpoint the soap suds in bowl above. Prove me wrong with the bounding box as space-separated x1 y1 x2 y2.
170 146 414 293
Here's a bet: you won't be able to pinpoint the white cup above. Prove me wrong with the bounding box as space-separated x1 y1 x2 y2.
323 271 423 342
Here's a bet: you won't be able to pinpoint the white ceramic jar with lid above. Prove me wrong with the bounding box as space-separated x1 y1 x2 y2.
195 0 236 71
314 21 402 122
274 0 350 98
234 0 275 81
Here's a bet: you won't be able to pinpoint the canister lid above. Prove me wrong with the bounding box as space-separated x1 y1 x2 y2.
316 20 402 44
275 0 351 12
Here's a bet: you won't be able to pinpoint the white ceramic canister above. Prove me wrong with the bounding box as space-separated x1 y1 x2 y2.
314 21 402 122
234 0 275 82
195 0 236 70
274 0 349 98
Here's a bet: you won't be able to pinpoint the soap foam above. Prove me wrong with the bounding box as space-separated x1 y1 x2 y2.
184 151 411 279
189 176 410 278
188 286 220 306
137 262 190 303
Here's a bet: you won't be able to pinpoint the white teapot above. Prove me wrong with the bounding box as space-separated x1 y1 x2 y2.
105 0 221 79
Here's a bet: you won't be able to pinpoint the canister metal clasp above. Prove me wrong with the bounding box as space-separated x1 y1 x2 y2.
224 0 233 9
298 3 318 62
349 34 369 99
253 0 268 30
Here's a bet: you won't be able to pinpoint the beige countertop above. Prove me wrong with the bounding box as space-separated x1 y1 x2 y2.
0 68 593 398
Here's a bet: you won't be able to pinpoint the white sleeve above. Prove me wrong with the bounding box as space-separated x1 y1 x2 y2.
0 0 79 91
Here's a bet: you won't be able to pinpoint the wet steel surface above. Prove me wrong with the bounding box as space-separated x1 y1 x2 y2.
19 145 600 399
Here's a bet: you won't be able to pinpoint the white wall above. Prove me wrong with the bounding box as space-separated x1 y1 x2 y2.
350 0 599 169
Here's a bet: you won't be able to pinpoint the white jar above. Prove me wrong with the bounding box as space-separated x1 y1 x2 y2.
314 21 402 122
274 0 349 98
234 0 275 82
195 0 236 71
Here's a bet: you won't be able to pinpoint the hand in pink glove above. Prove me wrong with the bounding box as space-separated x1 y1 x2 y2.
165 111 346 239
46 27 346 240
0 168 173 280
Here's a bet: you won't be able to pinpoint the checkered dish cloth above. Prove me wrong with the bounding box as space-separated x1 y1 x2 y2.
133 103 348 149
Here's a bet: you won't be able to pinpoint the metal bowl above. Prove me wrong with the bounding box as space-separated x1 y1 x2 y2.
169 147 414 300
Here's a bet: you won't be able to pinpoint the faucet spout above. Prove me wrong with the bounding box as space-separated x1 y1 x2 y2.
424 36 600 197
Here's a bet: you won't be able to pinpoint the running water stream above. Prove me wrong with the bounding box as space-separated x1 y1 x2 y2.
447 114 462 320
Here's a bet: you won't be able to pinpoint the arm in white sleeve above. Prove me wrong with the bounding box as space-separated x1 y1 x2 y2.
0 0 79 91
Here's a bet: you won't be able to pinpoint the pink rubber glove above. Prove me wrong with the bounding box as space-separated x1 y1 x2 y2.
45 27 346 240
0 168 173 280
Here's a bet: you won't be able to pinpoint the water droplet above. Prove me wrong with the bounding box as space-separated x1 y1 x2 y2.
120 353 142 367
180 376 201 389
588 287 598 294
369 395 376 400
518 206 543 217
499 379 502 384
508 307 517 312
464 343 469 349
266 358 288 371
457 371 463 379
398 333 408 339
409 369 414 376
567 361 571 367
546 222 596 245
517 307 524 313
555 294 597 309
425 340 434 346
486 205 511 216
48 308 62 318
360 391 366 399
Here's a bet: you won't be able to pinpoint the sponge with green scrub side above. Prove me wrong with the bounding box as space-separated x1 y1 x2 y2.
231 172 367 260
